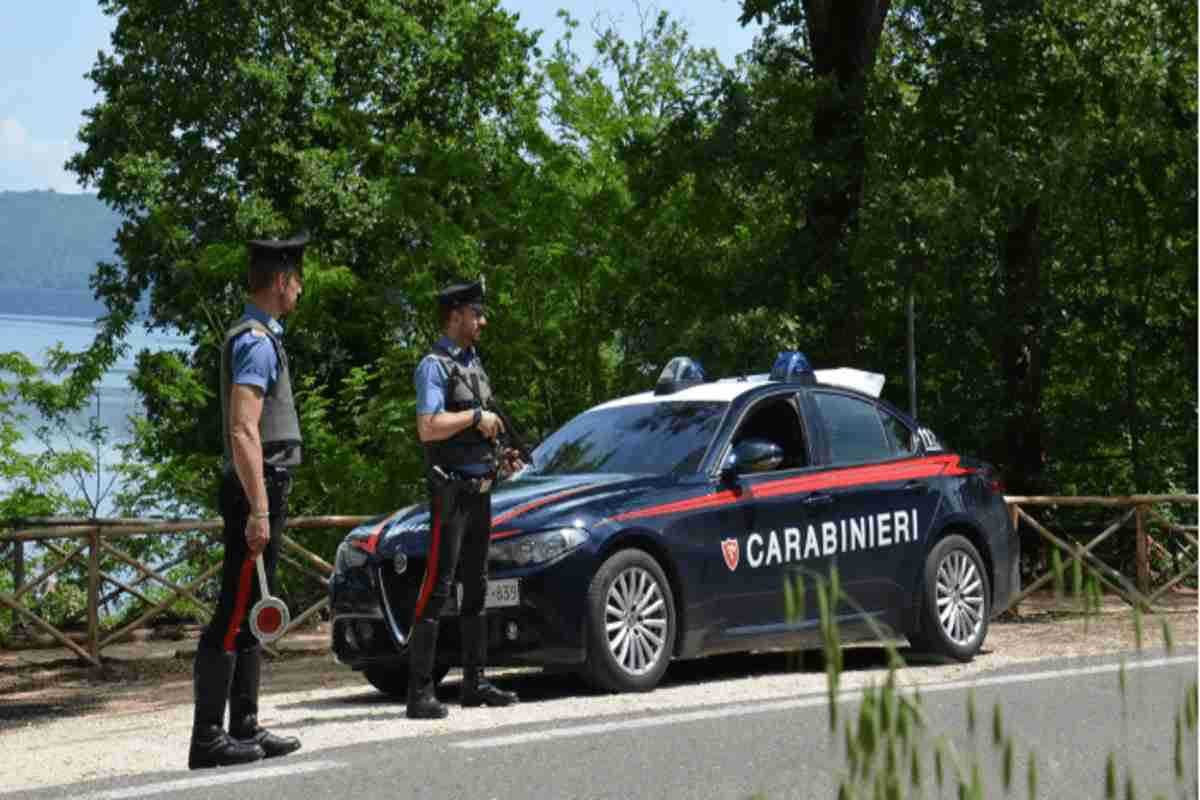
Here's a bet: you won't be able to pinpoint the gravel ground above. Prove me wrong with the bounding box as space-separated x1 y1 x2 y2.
0 591 1194 794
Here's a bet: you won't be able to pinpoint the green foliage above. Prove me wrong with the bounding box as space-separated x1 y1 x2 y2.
886 0 1195 493
64 0 541 479
0 352 92 519
789 555 1192 799
0 351 193 639
46 0 1191 615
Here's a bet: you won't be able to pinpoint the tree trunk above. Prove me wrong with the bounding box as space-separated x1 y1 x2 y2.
803 0 891 365
1000 202 1047 493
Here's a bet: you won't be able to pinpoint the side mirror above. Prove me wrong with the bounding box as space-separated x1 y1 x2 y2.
721 438 784 480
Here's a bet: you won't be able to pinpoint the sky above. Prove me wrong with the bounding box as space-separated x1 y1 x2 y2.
0 0 759 194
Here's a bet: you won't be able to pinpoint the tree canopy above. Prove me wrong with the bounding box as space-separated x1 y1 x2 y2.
59 0 1195 531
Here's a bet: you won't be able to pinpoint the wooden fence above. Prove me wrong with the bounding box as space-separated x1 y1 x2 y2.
0 495 1196 666
1006 495 1197 611
0 516 369 667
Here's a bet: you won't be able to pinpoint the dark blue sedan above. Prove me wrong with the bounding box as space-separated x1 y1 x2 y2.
330 354 1019 695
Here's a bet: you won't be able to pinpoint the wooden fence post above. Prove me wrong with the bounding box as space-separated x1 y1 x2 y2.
87 527 100 664
12 541 23 632
1007 501 1020 614
12 540 23 593
1135 505 1149 595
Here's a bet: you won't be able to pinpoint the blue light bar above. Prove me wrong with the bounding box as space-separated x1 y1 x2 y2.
769 350 815 383
654 356 707 395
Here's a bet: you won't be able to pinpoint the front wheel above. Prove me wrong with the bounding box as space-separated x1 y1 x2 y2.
907 534 990 661
583 548 676 693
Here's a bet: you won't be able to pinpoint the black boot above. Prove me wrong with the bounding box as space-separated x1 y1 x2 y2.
229 647 301 759
406 619 448 720
189 648 265 770
460 615 518 707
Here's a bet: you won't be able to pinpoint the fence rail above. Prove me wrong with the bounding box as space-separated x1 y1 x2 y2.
1005 495 1197 611
0 516 369 667
1 495 1196 666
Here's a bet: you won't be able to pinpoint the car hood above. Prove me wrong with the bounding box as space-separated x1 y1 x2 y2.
369 472 661 558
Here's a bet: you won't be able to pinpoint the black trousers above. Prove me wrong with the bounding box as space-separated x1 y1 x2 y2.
412 480 492 623
197 468 290 653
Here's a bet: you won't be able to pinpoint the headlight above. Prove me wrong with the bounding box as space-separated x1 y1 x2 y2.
335 537 370 573
489 528 588 569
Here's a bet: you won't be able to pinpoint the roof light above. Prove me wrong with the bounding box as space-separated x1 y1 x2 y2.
654 356 707 395
769 350 815 384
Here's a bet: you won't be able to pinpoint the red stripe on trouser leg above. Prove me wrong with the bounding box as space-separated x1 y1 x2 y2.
413 495 442 621
222 556 257 651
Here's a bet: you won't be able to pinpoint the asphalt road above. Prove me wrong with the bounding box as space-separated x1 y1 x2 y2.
5 649 1196 800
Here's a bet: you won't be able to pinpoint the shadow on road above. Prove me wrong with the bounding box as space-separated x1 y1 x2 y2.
274 643 969 723
0 698 104 732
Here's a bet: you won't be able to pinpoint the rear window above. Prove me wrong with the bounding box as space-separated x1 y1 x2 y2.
813 392 893 465
881 411 918 456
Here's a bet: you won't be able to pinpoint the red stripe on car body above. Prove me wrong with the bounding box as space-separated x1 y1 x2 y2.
362 509 405 554
491 484 598 529
490 529 521 541
609 455 971 524
611 488 744 522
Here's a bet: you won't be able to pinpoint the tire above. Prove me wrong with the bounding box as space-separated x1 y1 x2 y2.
583 548 676 693
908 534 991 661
363 663 449 698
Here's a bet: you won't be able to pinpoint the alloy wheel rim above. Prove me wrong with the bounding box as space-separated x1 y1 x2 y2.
605 566 668 676
935 550 985 646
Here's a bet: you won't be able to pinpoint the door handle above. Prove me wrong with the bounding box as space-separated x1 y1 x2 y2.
903 480 924 490
803 493 834 507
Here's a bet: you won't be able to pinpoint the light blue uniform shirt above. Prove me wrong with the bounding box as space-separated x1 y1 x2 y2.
415 336 490 476
230 303 284 394
415 336 477 415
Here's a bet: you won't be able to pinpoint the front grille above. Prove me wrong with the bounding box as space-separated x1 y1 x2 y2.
379 555 478 620
381 557 426 625
332 617 395 662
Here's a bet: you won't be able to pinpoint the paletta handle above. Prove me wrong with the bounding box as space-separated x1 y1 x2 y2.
256 554 271 599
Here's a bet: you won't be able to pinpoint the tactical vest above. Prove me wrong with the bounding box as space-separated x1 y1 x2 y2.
422 343 495 471
221 319 303 468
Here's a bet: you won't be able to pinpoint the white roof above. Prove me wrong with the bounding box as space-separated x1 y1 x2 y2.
590 368 885 411
815 368 886 398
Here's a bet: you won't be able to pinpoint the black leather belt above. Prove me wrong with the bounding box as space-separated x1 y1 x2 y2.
431 466 494 493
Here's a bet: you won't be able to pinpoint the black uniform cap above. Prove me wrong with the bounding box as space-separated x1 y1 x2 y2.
249 233 309 276
437 280 485 309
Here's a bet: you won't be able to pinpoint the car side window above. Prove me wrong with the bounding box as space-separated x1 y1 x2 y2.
881 411 918 456
813 392 893 465
732 394 809 470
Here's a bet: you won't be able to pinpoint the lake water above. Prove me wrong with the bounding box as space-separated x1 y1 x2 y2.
0 288 192 514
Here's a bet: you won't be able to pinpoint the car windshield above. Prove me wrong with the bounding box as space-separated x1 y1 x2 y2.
527 401 728 476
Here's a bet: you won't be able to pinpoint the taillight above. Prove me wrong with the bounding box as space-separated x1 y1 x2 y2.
979 466 1004 495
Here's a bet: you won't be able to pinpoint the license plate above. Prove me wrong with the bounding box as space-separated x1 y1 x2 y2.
485 578 520 608
454 579 520 611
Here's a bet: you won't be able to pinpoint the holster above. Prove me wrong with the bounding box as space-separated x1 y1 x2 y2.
427 465 493 494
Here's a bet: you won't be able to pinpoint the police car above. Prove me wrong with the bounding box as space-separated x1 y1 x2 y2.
330 352 1019 695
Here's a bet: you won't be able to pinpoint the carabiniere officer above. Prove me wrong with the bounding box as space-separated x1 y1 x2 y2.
407 279 521 719
189 235 307 769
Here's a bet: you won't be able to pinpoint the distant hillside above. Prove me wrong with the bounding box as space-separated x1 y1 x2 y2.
0 190 122 290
